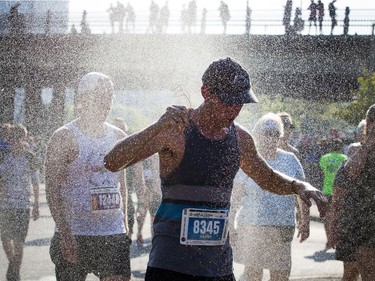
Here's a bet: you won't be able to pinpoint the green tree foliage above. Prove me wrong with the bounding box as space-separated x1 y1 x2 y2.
337 71 375 125
237 94 349 135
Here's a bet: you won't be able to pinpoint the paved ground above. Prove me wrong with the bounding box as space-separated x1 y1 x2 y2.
0 186 345 281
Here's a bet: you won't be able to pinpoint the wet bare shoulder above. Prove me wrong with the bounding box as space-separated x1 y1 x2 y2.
235 123 256 152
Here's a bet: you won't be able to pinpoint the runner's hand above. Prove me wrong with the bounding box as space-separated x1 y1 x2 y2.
158 105 192 133
297 181 328 218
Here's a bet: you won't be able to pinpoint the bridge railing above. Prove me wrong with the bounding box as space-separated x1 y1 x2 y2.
0 8 374 35
66 8 375 35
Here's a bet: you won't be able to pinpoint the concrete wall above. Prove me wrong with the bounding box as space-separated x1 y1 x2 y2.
0 34 372 100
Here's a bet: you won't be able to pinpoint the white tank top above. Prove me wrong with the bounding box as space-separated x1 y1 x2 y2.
59 121 125 236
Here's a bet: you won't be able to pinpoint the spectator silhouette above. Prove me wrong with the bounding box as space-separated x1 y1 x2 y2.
343 6 350 35
116 1 126 33
148 0 159 33
219 1 231 34
307 0 317 34
186 0 197 34
283 0 293 34
159 1 170 33
8 3 26 36
70 24 78 35
316 0 324 34
181 4 188 33
107 3 116 34
80 10 91 34
328 0 337 35
293 7 305 34
107 2 126 34
200 8 207 34
245 1 252 35
125 2 136 33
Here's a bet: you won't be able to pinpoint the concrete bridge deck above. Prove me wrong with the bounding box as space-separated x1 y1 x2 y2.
0 34 373 130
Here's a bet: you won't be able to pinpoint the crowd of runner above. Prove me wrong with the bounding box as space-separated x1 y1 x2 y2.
0 59 374 281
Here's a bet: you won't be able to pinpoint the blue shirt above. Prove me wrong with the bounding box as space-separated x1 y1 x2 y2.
236 149 305 227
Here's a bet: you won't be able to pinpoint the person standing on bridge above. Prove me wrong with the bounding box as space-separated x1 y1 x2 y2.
45 72 131 281
343 7 350 35
125 2 136 33
219 1 231 34
104 57 327 281
328 0 337 35
307 0 318 34
148 0 159 33
283 0 293 34
316 0 325 34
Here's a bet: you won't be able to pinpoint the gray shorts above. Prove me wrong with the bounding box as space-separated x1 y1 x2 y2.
50 232 131 280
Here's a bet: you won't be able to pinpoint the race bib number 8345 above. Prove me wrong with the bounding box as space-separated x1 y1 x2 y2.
180 208 229 246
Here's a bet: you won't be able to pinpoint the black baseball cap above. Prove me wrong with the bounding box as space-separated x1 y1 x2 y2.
202 57 258 105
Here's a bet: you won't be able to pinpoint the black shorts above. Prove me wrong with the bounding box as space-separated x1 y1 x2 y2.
50 232 131 281
145 266 236 281
0 208 30 242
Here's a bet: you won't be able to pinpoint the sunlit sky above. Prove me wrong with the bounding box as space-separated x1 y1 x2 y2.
68 0 375 35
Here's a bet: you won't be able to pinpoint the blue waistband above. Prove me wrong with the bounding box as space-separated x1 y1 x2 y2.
156 201 230 220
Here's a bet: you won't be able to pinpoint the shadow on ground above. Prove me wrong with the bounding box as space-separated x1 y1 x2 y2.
24 238 51 247
305 249 336 262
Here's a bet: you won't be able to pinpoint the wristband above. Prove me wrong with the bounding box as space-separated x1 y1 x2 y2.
291 180 299 194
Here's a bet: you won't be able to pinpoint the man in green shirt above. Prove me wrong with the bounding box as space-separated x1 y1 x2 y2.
320 138 347 249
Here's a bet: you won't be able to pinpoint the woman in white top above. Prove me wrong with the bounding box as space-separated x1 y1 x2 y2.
231 112 310 281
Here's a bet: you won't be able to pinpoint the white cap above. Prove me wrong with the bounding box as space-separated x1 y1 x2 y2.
252 112 284 140
77 72 114 96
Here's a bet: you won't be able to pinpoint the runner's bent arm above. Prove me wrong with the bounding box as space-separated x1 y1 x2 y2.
104 105 190 171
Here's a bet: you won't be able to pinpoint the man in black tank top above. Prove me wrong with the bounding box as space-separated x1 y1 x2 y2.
105 58 327 281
